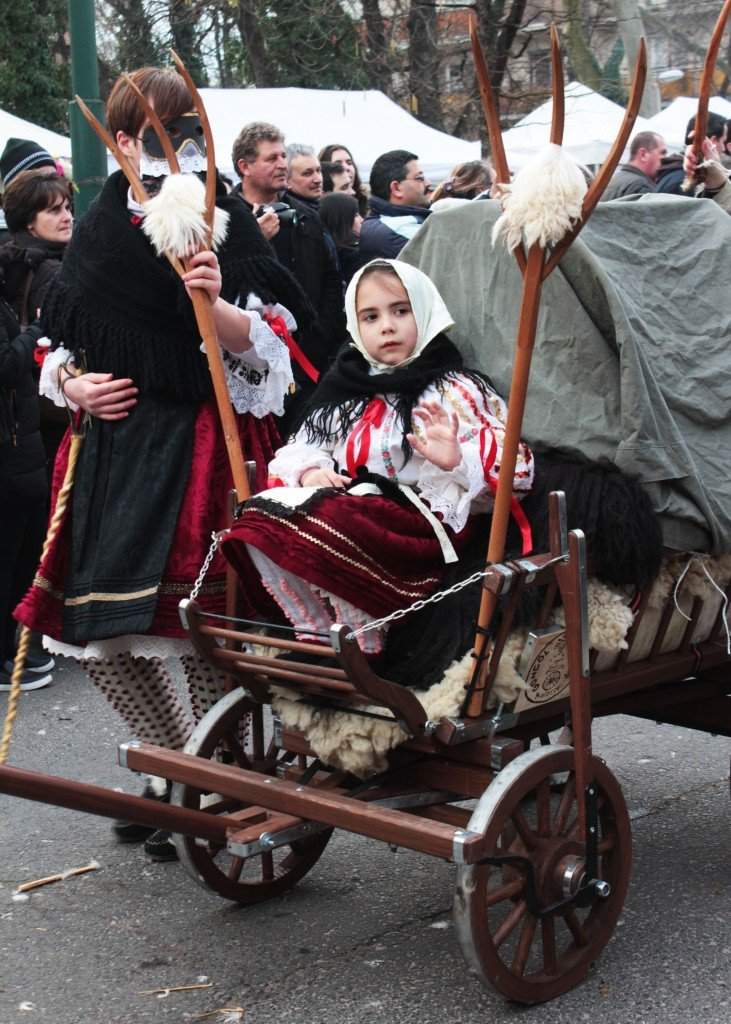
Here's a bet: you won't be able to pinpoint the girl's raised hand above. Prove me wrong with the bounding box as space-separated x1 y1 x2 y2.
407 400 461 471
182 250 222 305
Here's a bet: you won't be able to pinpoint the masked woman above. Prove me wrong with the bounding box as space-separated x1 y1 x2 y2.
14 66 312 860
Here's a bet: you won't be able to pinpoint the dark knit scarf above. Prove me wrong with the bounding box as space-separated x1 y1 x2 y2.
298 332 496 462
41 171 314 402
0 232 65 319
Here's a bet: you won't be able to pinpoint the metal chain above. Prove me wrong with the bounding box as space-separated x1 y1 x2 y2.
348 566 495 639
190 532 220 601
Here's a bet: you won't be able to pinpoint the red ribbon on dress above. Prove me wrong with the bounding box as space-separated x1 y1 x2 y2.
345 398 387 478
263 312 320 384
480 425 532 556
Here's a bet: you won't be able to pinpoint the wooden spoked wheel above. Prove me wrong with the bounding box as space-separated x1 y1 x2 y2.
171 688 332 904
454 745 631 1004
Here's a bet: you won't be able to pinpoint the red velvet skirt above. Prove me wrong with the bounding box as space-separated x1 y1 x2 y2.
15 401 279 641
221 490 475 620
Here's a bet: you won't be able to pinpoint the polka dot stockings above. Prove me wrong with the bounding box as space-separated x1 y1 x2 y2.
83 654 193 750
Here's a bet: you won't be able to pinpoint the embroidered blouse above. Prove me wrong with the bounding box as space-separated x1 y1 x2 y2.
267 373 534 533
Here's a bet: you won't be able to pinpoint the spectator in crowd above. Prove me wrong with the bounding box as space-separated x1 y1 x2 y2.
601 131 666 200
318 143 368 215
683 136 731 211
656 113 728 194
360 149 431 261
232 122 346 428
0 167 75 693
0 292 52 693
1 168 74 470
0 139 59 244
429 160 494 206
321 160 355 196
284 144 323 211
319 191 365 288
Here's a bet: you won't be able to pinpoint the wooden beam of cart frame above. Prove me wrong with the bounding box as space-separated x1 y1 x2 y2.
74 57 250 502
121 742 488 864
684 0 731 192
465 30 647 718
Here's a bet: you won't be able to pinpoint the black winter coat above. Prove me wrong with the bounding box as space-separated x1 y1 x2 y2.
272 191 346 376
359 195 430 261
236 187 347 379
0 233 66 326
0 298 47 499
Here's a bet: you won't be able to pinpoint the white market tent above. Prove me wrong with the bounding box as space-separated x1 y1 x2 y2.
0 107 71 164
643 95 731 152
502 81 651 170
200 86 481 184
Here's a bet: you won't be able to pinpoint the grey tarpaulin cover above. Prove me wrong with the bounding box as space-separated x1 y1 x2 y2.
401 194 731 553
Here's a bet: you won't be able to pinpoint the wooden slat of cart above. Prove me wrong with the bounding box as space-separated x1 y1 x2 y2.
122 744 484 863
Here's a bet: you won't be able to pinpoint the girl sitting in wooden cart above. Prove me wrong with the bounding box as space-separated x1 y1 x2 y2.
221 259 534 655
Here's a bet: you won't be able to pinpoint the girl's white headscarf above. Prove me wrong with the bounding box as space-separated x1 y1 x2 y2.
345 259 455 372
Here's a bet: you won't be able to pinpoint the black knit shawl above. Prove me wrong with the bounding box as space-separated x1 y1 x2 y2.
42 171 314 402
298 332 496 460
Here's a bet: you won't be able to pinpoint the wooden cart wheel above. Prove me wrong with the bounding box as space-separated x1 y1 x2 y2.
454 745 631 1004
171 688 332 904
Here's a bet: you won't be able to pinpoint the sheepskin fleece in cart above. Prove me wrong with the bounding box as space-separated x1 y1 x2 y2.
272 554 731 777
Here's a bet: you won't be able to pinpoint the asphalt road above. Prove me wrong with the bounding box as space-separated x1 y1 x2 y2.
1 655 730 1024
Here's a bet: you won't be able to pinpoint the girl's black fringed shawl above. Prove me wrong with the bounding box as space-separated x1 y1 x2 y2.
42 171 314 402
297 332 496 459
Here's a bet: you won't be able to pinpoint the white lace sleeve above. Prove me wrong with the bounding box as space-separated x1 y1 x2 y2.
415 375 534 533
39 344 78 411
417 445 487 533
267 422 337 487
219 309 293 418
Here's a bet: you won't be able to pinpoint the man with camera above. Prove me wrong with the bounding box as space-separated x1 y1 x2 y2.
232 123 345 430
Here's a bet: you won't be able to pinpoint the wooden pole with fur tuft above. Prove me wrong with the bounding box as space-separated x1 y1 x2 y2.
465 28 646 717
682 0 731 193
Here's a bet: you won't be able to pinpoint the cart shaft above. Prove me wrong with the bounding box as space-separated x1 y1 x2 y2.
0 764 240 843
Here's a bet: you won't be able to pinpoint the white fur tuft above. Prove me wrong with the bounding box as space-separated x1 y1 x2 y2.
492 143 587 252
142 174 229 257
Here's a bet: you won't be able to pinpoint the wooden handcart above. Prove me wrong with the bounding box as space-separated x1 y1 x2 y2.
3 10 731 1007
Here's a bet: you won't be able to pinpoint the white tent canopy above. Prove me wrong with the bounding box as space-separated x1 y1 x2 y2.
643 95 731 152
0 107 71 164
200 86 481 185
502 81 651 170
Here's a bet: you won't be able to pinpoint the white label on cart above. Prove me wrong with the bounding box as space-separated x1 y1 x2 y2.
514 627 569 711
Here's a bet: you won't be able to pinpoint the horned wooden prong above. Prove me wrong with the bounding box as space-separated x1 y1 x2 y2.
469 13 526 273
549 26 565 146
171 49 217 247
542 38 647 279
684 0 731 192
122 73 181 176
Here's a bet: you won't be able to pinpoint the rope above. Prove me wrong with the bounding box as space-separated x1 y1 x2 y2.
0 432 84 765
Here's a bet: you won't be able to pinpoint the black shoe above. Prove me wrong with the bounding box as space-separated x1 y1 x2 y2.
112 778 170 844
0 666 52 692
4 653 55 675
144 829 179 862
